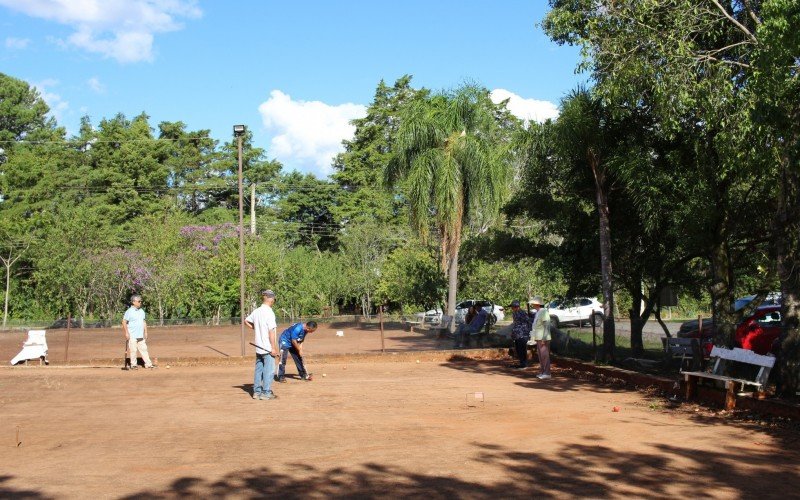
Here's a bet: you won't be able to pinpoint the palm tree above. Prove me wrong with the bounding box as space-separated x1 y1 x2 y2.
386 84 512 329
555 88 622 361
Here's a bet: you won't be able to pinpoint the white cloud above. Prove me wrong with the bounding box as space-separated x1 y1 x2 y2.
32 79 69 124
87 76 105 93
0 0 202 63
490 88 559 124
258 90 367 177
5 37 31 49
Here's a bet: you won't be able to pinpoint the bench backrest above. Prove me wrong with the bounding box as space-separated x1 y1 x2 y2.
24 330 47 346
709 346 775 368
665 337 697 355
709 346 774 386
440 315 453 328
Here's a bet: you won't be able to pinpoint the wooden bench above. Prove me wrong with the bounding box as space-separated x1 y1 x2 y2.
406 321 422 333
682 346 775 410
662 337 704 371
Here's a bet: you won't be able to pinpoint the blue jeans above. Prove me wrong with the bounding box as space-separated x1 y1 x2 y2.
253 353 275 395
455 325 475 347
278 346 307 378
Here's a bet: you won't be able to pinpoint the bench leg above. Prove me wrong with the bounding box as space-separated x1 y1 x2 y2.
724 381 737 411
685 375 698 400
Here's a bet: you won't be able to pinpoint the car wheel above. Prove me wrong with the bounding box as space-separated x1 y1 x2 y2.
590 312 603 327
550 316 560 329
488 314 497 327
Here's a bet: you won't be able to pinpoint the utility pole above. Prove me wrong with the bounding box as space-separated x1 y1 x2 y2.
250 183 256 234
234 125 246 357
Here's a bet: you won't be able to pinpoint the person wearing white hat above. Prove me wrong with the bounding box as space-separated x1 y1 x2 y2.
528 296 552 379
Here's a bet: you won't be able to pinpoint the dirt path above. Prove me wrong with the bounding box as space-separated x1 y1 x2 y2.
1 358 798 498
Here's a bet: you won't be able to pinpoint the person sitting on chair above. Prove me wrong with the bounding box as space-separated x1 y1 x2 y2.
455 306 488 349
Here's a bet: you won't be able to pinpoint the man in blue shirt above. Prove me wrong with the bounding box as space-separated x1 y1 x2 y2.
456 306 489 348
275 321 318 382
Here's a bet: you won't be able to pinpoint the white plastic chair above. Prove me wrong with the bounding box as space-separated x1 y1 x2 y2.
10 330 49 365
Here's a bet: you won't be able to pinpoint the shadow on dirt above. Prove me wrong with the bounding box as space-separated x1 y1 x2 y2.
3 438 792 498
0 475 49 499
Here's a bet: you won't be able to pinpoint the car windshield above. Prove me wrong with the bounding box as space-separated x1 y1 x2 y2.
734 295 756 312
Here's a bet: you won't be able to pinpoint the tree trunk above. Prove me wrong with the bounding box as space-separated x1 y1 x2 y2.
629 282 644 356
446 244 460 333
592 162 616 362
79 302 87 329
158 298 164 327
776 156 800 397
709 237 736 348
3 261 9 328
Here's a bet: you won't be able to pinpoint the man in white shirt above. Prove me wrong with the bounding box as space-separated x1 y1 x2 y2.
122 294 155 370
245 289 279 400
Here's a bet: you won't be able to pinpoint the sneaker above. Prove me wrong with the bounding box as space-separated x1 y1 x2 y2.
252 392 261 400
276 376 286 383
537 374 552 379
262 391 278 400
301 374 312 381
273 375 279 382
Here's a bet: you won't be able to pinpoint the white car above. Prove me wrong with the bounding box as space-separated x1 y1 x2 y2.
547 297 603 328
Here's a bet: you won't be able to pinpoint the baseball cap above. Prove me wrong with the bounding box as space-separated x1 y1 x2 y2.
509 300 521 308
261 289 276 298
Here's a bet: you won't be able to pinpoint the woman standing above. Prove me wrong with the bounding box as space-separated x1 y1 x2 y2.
529 296 552 379
509 300 531 368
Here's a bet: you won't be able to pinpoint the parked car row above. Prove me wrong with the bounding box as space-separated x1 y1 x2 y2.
424 296 608 330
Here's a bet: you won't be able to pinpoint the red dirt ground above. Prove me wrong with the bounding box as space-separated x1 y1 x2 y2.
2 324 799 498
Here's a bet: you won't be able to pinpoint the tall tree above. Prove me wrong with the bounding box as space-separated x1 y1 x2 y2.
270 172 339 251
332 76 427 227
553 89 625 360
543 0 779 353
0 73 59 162
386 84 513 327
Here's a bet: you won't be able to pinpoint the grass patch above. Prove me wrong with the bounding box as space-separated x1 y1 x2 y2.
562 328 665 362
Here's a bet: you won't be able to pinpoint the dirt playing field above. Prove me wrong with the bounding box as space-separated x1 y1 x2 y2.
2 351 799 498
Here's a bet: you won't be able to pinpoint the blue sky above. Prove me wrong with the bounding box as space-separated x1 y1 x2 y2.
1 0 585 177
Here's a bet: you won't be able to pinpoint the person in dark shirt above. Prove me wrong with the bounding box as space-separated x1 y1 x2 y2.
509 300 531 368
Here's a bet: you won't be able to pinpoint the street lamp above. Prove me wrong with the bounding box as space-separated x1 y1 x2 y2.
234 125 246 357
